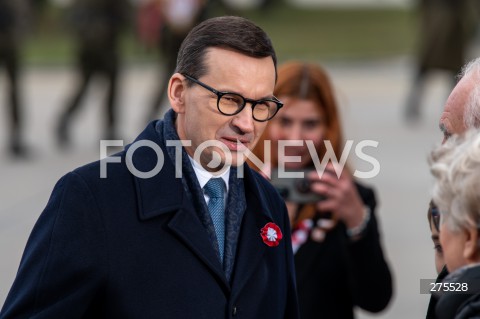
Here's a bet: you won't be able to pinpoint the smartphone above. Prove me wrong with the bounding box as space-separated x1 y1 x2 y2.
269 168 325 204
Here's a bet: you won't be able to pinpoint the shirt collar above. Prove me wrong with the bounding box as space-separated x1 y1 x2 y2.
188 155 230 191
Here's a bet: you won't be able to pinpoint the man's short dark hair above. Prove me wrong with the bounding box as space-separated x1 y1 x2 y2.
175 16 277 84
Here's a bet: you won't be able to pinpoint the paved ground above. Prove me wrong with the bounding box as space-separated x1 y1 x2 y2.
0 57 454 317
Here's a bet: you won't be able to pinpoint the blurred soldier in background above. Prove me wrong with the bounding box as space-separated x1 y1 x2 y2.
259 0 275 13
56 0 130 148
404 0 479 122
0 0 29 157
142 0 210 121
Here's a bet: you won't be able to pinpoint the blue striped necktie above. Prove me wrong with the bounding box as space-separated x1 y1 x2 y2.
204 178 226 264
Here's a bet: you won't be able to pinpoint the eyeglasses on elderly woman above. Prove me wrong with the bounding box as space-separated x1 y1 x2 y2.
429 201 440 233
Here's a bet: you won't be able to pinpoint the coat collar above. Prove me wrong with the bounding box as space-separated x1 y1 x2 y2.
127 120 184 220
126 120 230 289
128 117 275 221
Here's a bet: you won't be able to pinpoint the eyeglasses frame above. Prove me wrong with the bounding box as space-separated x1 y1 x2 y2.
430 204 440 233
182 74 283 122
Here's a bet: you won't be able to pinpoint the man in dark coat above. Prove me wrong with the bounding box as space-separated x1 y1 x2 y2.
0 16 299 318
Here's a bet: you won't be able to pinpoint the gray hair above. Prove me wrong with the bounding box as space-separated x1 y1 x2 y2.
458 58 480 129
429 129 480 233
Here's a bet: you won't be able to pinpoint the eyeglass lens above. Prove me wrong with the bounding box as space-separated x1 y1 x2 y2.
218 93 278 121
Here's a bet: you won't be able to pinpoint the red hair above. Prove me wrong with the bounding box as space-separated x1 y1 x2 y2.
250 61 345 227
252 61 344 168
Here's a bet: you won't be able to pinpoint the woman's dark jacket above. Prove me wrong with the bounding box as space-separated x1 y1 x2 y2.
294 182 392 319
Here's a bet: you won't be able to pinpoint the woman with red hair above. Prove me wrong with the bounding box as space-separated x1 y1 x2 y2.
251 61 392 319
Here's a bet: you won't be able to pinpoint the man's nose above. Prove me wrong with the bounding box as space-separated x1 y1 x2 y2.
232 104 255 133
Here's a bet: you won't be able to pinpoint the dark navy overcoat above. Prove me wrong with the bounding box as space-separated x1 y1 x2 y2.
0 121 299 319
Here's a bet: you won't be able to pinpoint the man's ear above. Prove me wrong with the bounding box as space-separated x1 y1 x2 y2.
168 73 187 114
463 226 480 263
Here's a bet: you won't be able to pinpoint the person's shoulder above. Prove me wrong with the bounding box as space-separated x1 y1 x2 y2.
72 150 128 182
49 150 131 202
353 180 375 195
354 180 376 205
48 151 134 211
456 293 480 318
59 120 165 189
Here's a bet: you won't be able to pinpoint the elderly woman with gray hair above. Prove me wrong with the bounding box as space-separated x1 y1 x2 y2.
429 128 480 318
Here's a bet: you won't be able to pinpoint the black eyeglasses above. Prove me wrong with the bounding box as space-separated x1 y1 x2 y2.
430 203 440 232
183 74 283 122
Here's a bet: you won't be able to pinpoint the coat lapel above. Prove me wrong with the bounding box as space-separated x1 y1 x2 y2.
167 197 229 291
129 122 183 219
129 121 229 291
230 167 274 299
